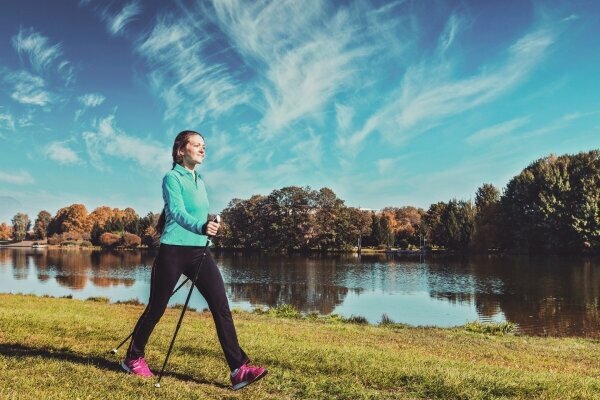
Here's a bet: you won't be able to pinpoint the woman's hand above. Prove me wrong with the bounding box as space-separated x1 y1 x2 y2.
205 220 220 236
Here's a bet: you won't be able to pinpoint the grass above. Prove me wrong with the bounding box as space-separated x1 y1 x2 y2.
1 294 600 399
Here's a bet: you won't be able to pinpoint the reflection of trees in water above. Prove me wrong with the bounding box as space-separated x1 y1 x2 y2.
226 282 356 314
0 249 14 266
460 256 600 337
429 291 473 305
216 251 364 314
47 250 91 289
3 248 156 290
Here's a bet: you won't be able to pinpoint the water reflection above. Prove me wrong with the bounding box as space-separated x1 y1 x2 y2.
0 248 599 337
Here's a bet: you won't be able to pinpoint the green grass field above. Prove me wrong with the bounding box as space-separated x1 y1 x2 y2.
1 293 599 399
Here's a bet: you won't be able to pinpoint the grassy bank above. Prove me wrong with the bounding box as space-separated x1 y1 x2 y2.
1 294 599 399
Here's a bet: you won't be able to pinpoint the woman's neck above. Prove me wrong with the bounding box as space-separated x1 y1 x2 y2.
182 161 196 172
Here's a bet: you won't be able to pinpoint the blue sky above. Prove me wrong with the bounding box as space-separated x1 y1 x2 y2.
0 0 599 223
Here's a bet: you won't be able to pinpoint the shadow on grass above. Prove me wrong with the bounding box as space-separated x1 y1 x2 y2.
0 343 229 389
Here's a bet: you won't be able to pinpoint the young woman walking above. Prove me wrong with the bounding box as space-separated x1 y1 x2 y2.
121 130 267 390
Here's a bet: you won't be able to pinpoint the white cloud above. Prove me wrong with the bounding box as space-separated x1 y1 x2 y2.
0 170 35 185
211 0 371 135
44 142 83 165
8 70 54 106
106 1 142 36
82 115 171 172
562 14 580 22
11 28 74 84
78 93 106 107
136 16 248 126
0 112 16 135
343 27 555 152
437 14 462 55
466 116 530 145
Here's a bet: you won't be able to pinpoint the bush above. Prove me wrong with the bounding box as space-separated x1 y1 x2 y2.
80 240 93 247
63 231 83 241
47 234 63 245
122 232 141 248
99 232 120 248
60 240 79 247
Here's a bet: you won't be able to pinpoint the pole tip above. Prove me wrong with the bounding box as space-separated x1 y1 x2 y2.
110 349 118 354
154 382 161 388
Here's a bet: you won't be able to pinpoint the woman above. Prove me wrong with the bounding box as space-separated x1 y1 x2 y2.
122 130 267 390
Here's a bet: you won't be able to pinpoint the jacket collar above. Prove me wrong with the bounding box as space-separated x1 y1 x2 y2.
173 163 197 178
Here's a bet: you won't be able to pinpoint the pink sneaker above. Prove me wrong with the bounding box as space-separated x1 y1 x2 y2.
230 363 268 390
121 356 154 378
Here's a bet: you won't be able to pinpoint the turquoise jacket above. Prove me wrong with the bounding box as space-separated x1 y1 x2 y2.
160 163 209 247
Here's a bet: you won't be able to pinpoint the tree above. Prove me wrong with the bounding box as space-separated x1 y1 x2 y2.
88 206 113 229
0 223 12 240
313 188 345 251
48 204 90 235
501 150 600 253
394 206 424 248
346 208 372 252
11 213 30 242
472 184 501 251
423 202 448 248
442 199 476 251
33 210 52 240
264 186 314 252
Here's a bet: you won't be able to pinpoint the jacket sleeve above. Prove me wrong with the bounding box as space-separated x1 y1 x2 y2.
162 174 205 234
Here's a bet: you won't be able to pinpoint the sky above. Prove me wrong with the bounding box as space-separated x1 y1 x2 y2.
0 0 599 223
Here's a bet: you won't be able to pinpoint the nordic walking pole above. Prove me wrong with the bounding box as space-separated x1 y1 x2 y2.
110 276 192 354
154 215 220 388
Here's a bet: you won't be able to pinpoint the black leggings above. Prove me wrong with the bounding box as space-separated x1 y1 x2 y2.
127 244 248 371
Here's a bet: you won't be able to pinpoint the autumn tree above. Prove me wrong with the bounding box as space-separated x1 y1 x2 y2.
48 204 90 235
88 206 113 229
0 223 12 240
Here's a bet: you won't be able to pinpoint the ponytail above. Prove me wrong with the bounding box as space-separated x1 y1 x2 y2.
156 209 166 235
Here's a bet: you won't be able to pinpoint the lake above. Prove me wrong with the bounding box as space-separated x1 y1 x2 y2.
1 247 599 337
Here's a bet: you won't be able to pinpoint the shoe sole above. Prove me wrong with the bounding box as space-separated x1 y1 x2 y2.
120 361 154 378
232 369 268 391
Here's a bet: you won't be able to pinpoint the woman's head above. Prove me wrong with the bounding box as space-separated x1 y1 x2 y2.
172 130 205 168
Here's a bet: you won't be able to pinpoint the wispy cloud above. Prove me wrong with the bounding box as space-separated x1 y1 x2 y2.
8 70 55 106
342 26 555 152
105 1 142 36
11 28 74 84
136 16 248 126
78 93 105 108
437 14 462 55
44 142 83 165
0 170 35 185
82 115 171 171
211 0 371 136
466 116 530 145
0 111 16 137
562 14 580 22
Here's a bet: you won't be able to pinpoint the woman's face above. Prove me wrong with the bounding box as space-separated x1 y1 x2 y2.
180 134 205 166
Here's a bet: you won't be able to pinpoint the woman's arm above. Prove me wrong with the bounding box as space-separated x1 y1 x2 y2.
162 174 205 234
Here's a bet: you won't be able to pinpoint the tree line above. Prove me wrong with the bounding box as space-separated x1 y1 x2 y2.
0 206 160 249
0 150 597 254
216 150 599 254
